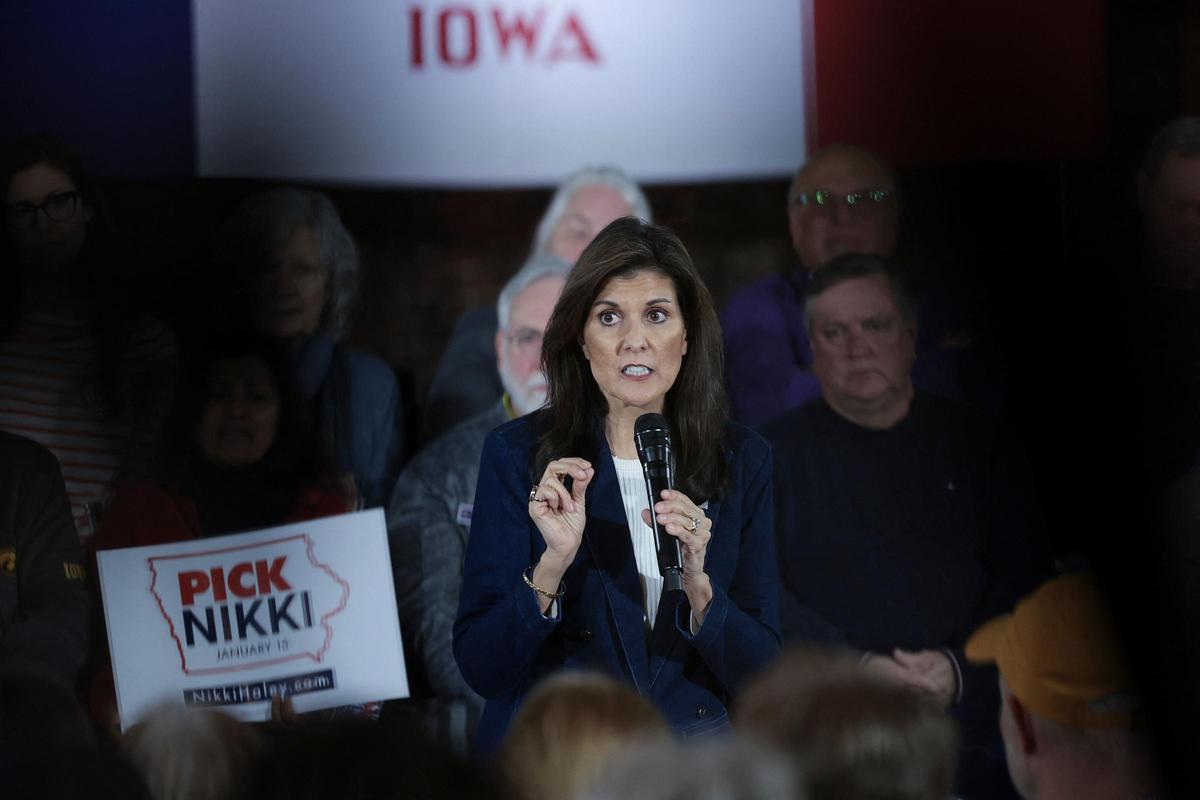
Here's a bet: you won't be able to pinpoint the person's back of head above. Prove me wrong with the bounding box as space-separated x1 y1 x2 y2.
583 735 803 800
497 671 671 800
122 704 264 800
736 645 957 800
967 572 1165 799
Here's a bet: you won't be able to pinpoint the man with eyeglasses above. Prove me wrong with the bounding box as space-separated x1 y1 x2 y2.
385 254 570 755
723 144 974 428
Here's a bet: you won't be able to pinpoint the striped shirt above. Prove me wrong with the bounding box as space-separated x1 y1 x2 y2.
0 310 177 541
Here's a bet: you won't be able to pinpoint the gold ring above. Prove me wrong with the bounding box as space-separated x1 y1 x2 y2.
688 515 699 532
529 486 542 503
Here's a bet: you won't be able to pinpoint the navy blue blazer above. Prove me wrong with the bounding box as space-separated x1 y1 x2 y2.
453 413 781 755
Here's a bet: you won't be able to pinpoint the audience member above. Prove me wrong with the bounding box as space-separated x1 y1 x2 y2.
722 144 984 428
736 645 958 800
0 431 89 686
584 735 802 800
216 187 404 508
0 132 177 539
86 332 349 728
966 573 1166 799
122 704 265 800
388 254 569 752
497 671 669 800
762 254 1053 798
1133 117 1200 484
420 165 651 443
454 219 780 755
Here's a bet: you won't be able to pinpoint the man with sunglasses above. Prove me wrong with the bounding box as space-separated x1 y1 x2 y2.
723 144 975 428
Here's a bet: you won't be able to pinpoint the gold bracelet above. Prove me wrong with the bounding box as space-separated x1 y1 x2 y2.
523 567 565 600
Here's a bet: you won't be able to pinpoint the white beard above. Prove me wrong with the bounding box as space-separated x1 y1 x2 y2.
499 356 548 417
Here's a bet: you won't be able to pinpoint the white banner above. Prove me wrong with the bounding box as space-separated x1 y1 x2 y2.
97 509 408 729
194 1 808 186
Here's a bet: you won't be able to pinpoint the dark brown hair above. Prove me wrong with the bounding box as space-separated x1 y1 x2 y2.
535 217 729 502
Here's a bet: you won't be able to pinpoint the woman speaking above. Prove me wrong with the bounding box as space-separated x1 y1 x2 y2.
454 218 780 753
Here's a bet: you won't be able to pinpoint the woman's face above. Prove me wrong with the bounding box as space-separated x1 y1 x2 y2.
254 225 329 342
196 355 281 469
5 161 92 277
581 269 687 417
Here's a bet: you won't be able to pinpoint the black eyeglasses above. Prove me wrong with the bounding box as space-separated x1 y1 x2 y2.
6 190 83 230
791 189 892 208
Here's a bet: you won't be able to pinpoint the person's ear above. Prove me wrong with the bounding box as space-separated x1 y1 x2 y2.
82 201 95 224
681 327 688 356
1006 694 1038 756
579 336 591 361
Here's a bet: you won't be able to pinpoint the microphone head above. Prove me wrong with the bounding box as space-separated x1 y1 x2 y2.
634 413 672 464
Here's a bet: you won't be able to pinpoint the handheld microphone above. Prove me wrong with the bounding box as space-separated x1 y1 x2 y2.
634 413 683 592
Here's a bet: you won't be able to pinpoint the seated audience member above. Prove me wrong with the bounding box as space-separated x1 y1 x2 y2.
123 704 264 800
388 254 569 752
86 334 348 727
420 165 651 443
762 254 1053 799
0 133 177 540
736 645 958 800
584 736 802 800
497 672 670 800
966 573 1166 799
722 144 985 428
0 432 89 686
216 187 403 508
1133 117 1200 484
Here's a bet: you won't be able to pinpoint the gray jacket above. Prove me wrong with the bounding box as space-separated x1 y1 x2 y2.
388 400 509 742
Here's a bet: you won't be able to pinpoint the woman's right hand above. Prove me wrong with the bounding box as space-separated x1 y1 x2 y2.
528 457 594 568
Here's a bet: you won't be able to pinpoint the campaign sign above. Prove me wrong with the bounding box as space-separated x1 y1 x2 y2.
97 509 407 729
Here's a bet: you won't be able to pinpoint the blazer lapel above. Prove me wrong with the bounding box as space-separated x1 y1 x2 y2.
583 436 652 692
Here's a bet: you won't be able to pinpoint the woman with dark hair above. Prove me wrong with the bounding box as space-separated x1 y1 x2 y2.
214 187 404 509
454 218 780 754
89 332 347 550
0 132 177 540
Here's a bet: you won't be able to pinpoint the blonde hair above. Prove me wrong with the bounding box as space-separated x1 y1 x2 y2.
497 671 670 800
122 704 264 800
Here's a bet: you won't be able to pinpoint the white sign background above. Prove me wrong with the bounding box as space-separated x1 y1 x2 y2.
97 509 408 729
194 1 807 186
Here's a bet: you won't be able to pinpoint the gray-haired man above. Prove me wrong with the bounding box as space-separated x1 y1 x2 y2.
388 254 570 753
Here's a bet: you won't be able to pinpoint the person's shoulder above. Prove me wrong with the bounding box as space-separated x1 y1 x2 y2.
759 400 826 448
723 420 769 458
0 431 59 475
407 401 507 472
340 345 399 390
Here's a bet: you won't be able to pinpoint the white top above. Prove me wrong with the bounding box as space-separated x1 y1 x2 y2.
612 456 663 630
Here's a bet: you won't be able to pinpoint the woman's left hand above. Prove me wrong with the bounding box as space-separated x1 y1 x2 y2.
641 489 713 622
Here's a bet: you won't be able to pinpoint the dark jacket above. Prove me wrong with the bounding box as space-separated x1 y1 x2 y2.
453 413 781 755
0 431 89 686
294 333 405 509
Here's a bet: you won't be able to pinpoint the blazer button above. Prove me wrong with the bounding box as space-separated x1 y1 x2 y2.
695 707 708 719
578 629 593 642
